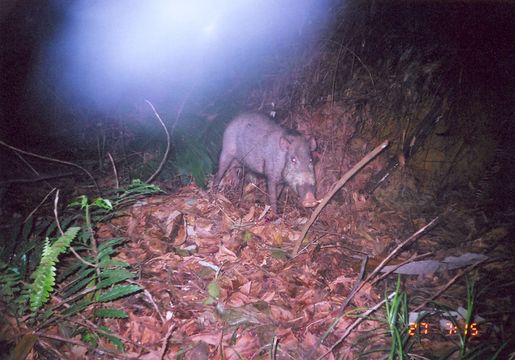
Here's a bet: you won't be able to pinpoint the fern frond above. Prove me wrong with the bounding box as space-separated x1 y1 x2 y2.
174 140 214 188
102 259 130 268
97 285 141 302
94 308 128 319
61 270 96 299
96 269 136 289
29 227 80 311
62 299 93 316
98 326 125 351
0 263 21 295
122 179 162 196
52 227 80 254
57 260 84 282
98 237 126 252
97 238 126 262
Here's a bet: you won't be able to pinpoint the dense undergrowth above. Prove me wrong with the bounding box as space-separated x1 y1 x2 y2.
0 182 161 357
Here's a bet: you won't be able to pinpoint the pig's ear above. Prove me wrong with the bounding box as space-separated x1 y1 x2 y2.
280 136 292 151
308 137 317 151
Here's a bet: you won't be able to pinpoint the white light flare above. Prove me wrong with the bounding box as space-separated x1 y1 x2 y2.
38 0 330 110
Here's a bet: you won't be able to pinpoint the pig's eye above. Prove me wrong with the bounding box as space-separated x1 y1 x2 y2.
291 156 297 163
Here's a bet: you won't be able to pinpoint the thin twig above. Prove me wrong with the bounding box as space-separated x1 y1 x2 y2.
23 188 57 224
363 217 439 284
310 219 438 357
145 100 171 184
170 90 191 137
158 323 176 360
35 332 124 358
313 253 432 358
310 256 368 357
53 190 64 236
413 260 486 313
0 172 76 186
107 152 119 189
371 251 433 286
0 139 100 195
330 40 374 109
13 151 52 189
69 246 96 268
341 43 375 87
35 287 99 327
292 140 389 255
129 279 166 324
316 295 393 360
35 292 149 354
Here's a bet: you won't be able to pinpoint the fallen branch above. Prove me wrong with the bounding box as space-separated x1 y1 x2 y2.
314 218 438 358
0 172 77 186
145 100 171 184
35 332 123 358
413 259 487 313
0 139 100 195
292 140 389 256
364 102 444 195
23 188 57 223
362 217 439 284
158 323 176 360
107 152 119 189
316 294 392 360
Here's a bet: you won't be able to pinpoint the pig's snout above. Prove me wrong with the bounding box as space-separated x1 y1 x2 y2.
297 184 318 208
301 191 318 208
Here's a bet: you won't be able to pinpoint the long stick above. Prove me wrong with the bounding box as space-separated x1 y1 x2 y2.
145 100 171 184
292 140 389 256
0 139 100 195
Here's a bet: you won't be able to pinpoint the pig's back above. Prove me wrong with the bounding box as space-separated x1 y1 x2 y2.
224 113 285 172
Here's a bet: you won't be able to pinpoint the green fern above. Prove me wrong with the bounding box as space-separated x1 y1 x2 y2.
97 285 141 302
61 267 96 299
174 139 214 187
61 299 93 317
2 193 145 353
96 269 135 289
29 227 80 311
97 238 126 261
56 258 85 282
94 308 129 319
98 326 125 351
73 180 162 223
107 180 163 213
0 261 22 298
0 260 26 315
120 179 162 196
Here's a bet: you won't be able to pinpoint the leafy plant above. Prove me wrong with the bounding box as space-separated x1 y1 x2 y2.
383 276 411 360
0 260 27 316
29 227 80 311
169 113 227 188
0 182 159 355
111 179 163 208
374 275 509 360
174 139 214 187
